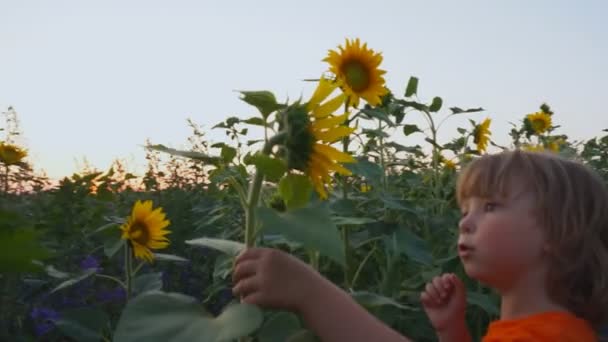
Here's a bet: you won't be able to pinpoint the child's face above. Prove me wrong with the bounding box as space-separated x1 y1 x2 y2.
458 188 548 291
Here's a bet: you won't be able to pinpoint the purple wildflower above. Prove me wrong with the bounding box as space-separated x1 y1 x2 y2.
80 255 101 272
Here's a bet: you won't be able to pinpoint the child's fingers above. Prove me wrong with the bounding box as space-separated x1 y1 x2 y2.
424 280 441 304
232 277 259 298
235 247 264 264
432 276 449 299
232 259 258 284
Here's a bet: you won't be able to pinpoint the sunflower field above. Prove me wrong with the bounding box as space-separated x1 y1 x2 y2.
1 38 607 342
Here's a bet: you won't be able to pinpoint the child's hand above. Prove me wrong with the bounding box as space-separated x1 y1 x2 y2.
232 247 322 313
420 273 467 333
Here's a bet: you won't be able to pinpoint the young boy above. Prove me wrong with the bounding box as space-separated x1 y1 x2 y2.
232 150 608 341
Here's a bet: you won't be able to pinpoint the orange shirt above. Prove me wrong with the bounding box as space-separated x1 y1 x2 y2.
482 311 597 341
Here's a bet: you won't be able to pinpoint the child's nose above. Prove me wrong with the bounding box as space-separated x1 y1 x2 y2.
459 215 475 234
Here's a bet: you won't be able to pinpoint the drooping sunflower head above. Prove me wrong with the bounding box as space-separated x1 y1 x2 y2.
0 142 27 165
324 38 388 108
526 111 552 135
120 200 171 262
281 77 356 199
473 118 492 153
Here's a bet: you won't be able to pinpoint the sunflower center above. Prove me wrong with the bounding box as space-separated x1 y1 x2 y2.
129 221 150 246
342 61 370 92
531 119 547 131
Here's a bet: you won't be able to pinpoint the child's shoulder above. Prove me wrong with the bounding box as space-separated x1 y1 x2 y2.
482 311 597 342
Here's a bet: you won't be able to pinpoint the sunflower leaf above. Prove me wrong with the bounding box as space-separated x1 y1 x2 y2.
185 237 245 256
257 204 345 266
403 124 421 136
405 77 419 97
243 117 266 126
239 90 283 119
55 307 109 342
278 174 313 210
114 291 263 342
51 269 97 293
249 153 287 182
146 144 221 165
429 97 443 112
450 107 484 115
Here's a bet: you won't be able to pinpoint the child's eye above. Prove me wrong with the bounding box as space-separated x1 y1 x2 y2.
484 202 497 212
461 211 468 218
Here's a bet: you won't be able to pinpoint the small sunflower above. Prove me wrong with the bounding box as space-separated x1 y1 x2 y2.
443 159 457 170
522 144 545 153
284 77 355 199
526 111 552 134
120 200 171 262
473 118 492 153
360 184 371 193
324 38 388 108
0 142 27 165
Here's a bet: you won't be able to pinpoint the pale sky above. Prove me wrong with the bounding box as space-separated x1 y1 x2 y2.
1 0 607 180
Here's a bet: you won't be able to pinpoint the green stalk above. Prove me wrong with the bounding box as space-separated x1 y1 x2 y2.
341 100 352 288
244 132 287 247
124 243 133 299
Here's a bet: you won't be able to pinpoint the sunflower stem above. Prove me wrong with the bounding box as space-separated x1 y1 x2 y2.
244 132 287 247
124 243 133 300
341 100 352 288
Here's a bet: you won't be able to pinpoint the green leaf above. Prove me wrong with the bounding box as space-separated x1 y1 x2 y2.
104 238 124 258
457 127 467 135
51 269 97 293
258 205 345 265
153 253 189 263
450 107 484 114
114 291 263 342
133 272 163 294
351 291 416 311
403 124 421 136
331 216 376 226
467 291 499 316
405 76 419 97
45 265 70 279
147 144 221 165
278 174 313 210
258 312 301 342
249 153 287 182
399 100 429 112
360 109 395 126
243 117 266 126
55 307 109 342
185 237 245 256
346 158 382 183
0 228 50 273
391 228 433 265
429 97 443 112
221 146 237 163
239 90 282 119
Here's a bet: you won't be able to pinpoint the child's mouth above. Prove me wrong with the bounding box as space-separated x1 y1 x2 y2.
458 243 474 256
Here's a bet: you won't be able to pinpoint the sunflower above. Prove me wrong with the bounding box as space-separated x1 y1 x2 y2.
324 38 388 108
526 111 552 134
120 200 171 262
360 184 372 193
522 144 545 153
0 142 27 165
473 118 492 153
283 77 355 199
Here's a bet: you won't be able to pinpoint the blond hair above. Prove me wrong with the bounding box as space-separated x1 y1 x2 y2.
456 149 608 328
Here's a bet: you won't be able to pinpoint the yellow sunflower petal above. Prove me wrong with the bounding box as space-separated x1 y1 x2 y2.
313 143 355 163
312 113 349 130
312 93 346 119
314 126 356 143
307 77 338 111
